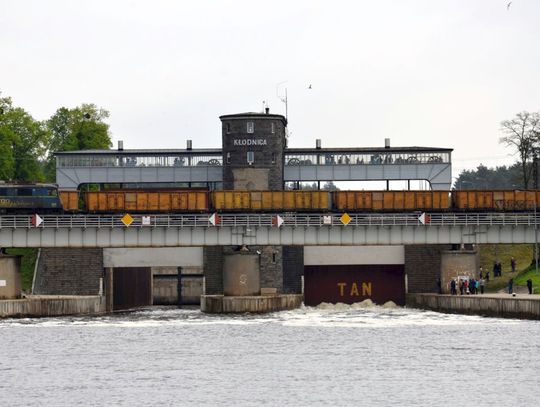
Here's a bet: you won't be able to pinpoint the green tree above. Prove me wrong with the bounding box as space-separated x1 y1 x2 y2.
500 111 540 188
0 95 48 181
454 163 522 189
45 104 112 181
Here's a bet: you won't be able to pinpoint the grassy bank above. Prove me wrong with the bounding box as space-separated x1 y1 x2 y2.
480 244 540 292
513 267 540 294
5 248 38 293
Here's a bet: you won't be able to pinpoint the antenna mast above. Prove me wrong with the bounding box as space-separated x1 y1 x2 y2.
276 82 288 121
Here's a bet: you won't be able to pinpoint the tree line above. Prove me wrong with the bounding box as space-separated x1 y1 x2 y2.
0 92 112 183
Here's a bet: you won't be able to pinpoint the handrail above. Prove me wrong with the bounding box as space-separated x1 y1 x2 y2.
0 212 539 229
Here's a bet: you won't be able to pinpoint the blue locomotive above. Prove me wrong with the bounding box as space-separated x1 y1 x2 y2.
0 183 63 214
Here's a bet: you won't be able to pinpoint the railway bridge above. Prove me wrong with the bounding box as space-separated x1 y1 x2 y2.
1 212 538 248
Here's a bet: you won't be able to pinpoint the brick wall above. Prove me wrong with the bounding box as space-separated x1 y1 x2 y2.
283 246 304 294
34 248 103 295
203 246 224 295
405 245 451 293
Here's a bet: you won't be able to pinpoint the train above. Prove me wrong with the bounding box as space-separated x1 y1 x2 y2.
1 183 540 214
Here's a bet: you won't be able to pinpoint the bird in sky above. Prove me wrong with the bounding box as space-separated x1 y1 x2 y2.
507 1 512 10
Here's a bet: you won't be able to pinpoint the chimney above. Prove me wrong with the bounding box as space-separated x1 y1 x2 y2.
385 138 390 149
187 140 192 150
316 139 321 149
118 140 124 151
265 107 270 114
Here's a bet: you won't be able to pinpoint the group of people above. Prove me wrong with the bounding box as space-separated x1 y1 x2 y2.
450 277 485 295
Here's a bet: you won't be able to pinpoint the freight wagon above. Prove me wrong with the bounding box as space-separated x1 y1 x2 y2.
84 190 209 212
212 191 331 212
332 191 451 212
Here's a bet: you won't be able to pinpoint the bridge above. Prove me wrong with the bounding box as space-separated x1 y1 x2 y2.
55 146 453 190
1 212 538 247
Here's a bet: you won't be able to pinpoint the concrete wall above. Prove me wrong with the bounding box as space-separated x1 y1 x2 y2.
304 246 404 265
0 256 22 300
103 247 203 267
0 295 105 318
34 248 103 295
407 293 540 320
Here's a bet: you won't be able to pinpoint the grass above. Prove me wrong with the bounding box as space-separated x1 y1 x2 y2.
5 248 38 293
479 244 536 293
514 267 540 294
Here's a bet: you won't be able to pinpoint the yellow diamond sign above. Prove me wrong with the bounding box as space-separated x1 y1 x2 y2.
340 212 351 225
121 213 134 226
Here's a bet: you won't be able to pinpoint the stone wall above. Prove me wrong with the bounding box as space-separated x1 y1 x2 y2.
203 246 224 295
34 248 103 295
283 246 304 294
405 245 451 293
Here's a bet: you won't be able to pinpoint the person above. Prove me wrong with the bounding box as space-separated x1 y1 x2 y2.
527 278 533 295
451 279 457 295
479 267 483 279
479 278 485 294
508 278 514 294
485 270 490 283
459 279 464 295
510 257 516 273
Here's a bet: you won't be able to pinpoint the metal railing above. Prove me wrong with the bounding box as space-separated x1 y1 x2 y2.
1 212 539 229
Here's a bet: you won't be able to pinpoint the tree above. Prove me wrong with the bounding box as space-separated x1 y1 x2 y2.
44 104 112 181
499 111 540 188
0 95 48 181
454 163 522 189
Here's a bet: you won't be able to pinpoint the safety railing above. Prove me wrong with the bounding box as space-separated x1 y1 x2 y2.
0 213 539 229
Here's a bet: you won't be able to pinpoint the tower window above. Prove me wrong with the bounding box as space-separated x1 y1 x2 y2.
226 123 231 134
272 252 277 263
272 153 276 164
247 151 254 165
271 122 275 134
247 122 254 133
226 152 231 164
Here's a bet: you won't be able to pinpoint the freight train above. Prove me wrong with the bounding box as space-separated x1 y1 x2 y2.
1 183 539 214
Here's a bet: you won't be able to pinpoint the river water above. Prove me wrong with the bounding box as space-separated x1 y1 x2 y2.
1 304 539 406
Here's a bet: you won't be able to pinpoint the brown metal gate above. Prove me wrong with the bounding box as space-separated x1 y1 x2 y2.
304 265 405 306
113 267 152 310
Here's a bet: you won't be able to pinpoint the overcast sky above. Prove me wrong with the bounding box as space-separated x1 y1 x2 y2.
2 0 539 181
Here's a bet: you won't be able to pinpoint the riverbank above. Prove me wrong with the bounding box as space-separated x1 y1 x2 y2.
407 293 540 320
0 295 106 318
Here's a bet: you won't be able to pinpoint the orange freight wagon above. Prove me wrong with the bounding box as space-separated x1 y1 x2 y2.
59 190 80 211
452 190 539 211
211 191 331 211
333 191 451 211
84 190 209 212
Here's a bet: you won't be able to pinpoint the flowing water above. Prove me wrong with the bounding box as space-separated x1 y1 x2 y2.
1 303 539 406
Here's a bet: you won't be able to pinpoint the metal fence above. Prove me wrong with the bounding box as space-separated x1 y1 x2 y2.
0 212 539 229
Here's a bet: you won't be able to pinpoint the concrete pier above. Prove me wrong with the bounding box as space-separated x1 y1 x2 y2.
407 293 540 320
201 294 303 313
0 295 106 319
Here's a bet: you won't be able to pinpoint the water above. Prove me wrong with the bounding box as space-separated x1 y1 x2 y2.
1 304 539 406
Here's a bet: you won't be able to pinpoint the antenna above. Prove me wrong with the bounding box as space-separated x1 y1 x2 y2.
276 81 288 120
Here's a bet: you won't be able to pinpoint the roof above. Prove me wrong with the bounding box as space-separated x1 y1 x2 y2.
55 146 452 156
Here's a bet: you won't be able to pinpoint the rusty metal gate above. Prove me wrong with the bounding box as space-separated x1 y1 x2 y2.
113 267 152 310
304 265 405 306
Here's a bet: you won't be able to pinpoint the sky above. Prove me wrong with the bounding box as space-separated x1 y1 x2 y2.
1 0 540 183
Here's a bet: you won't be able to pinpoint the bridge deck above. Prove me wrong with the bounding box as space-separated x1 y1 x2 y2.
1 213 538 247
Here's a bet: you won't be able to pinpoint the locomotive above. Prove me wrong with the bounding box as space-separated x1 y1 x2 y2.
1 183 539 214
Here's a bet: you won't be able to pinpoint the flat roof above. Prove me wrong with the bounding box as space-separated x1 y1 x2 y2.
55 146 452 156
